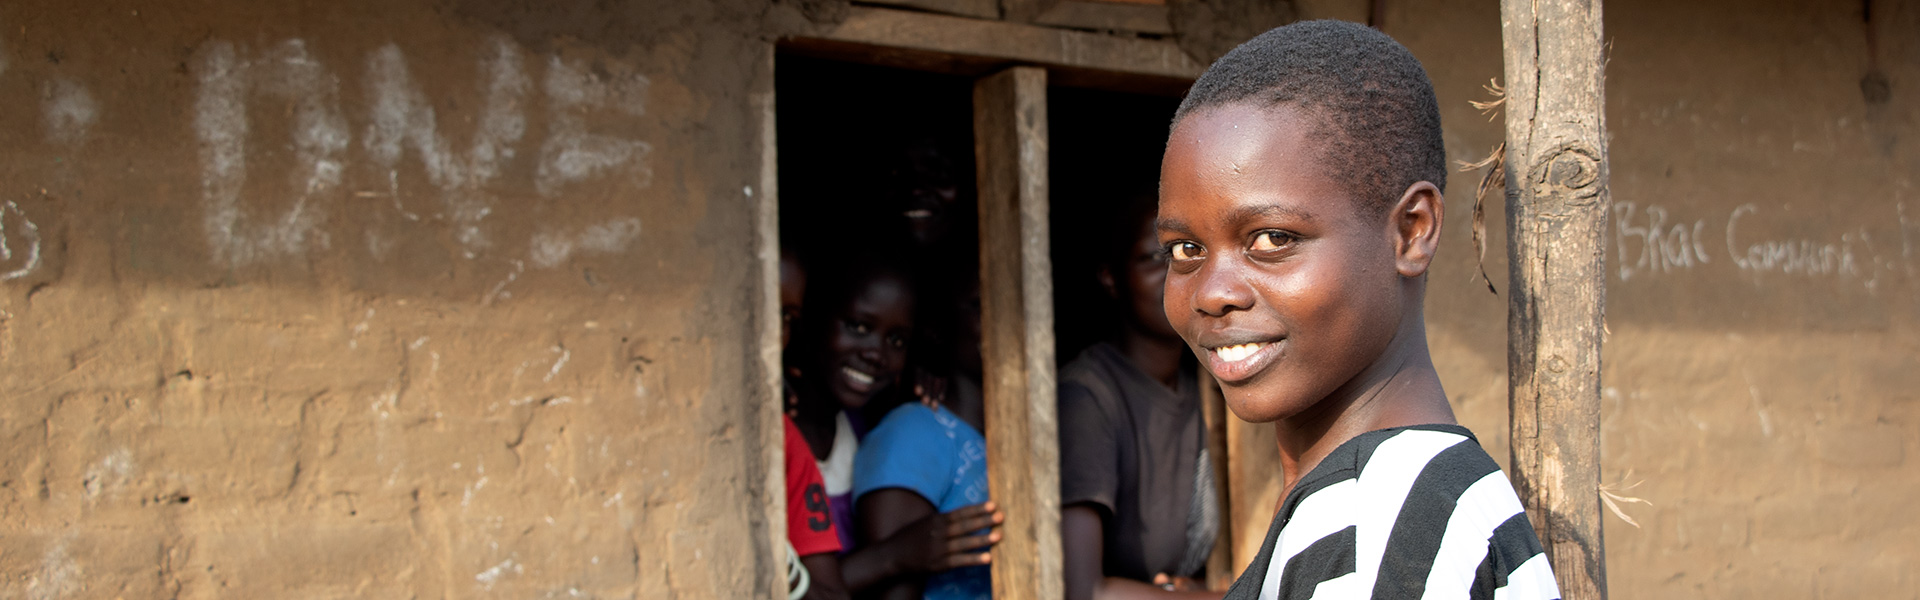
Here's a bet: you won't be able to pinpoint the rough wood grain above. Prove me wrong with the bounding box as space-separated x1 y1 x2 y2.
859 0 1001 19
1034 0 1172 34
781 6 1202 95
1498 1 1611 598
754 44 789 600
974 66 1064 600
998 0 1061 23
1198 371 1235 589
1224 402 1282 577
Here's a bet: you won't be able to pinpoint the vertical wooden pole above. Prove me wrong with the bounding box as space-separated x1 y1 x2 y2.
1224 398 1282 577
1498 1 1610 599
974 65 1063 600
753 47 788 600
1198 373 1236 589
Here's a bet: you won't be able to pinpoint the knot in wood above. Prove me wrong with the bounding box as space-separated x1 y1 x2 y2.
1528 143 1605 205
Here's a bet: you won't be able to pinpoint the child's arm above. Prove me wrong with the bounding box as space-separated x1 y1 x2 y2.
1065 505 1224 600
844 492 1000 597
798 553 850 600
1062 504 1108 600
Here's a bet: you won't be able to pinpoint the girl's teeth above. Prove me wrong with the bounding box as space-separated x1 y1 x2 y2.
1214 343 1265 362
843 366 875 385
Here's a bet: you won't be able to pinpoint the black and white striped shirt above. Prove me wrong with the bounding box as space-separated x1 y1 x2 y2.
1223 425 1561 600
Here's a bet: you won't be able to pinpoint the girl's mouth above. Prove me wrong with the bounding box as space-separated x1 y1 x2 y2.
1204 340 1282 384
841 365 877 392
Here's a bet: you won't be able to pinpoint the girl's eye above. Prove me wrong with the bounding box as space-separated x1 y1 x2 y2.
845 320 871 335
887 335 908 349
1166 241 1204 262
1250 230 1295 252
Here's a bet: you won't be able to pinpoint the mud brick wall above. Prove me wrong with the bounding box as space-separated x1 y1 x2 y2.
0 0 1915 598
0 0 789 597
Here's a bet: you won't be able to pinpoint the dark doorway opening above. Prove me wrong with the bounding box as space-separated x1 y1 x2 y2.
774 52 983 449
1048 86 1181 366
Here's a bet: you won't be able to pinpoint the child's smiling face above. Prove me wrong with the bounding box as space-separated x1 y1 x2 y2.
823 272 915 411
1157 102 1408 423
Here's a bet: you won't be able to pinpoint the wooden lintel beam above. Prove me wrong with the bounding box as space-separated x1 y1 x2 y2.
1034 0 1172 35
1499 0 1611 598
975 66 1063 600
857 0 1001 20
783 6 1202 95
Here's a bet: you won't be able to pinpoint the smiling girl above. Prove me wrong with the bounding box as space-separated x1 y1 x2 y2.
787 253 1004 597
790 258 921 550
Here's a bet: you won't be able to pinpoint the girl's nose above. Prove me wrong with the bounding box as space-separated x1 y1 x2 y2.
1192 260 1254 317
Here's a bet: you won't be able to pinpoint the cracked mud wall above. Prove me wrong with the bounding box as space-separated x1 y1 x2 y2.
0 0 792 596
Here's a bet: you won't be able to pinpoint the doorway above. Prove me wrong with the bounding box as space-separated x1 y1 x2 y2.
770 44 1205 600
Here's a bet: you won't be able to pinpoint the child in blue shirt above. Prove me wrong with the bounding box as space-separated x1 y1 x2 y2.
854 401 993 600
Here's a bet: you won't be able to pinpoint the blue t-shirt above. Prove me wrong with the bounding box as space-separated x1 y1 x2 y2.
854 403 992 600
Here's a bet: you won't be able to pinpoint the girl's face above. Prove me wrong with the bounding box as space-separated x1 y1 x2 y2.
1157 102 1405 423
823 273 916 411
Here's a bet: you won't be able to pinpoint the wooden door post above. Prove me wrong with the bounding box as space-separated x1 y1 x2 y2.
974 65 1063 600
1498 1 1610 599
1198 373 1236 589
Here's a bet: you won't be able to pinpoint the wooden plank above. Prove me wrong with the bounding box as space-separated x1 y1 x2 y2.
975 66 1063 600
1498 0 1611 598
781 6 1203 95
1224 401 1281 578
1034 0 1172 35
751 43 788 600
859 0 1000 19
998 0 1061 22
1198 372 1235 590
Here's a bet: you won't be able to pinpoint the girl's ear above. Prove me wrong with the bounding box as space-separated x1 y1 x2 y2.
1096 267 1119 300
1391 181 1444 278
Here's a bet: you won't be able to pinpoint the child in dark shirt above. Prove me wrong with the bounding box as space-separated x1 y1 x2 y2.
1156 20 1560 600
1060 192 1222 600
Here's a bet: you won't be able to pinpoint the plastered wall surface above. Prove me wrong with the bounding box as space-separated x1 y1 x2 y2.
0 0 1914 598
0 0 791 597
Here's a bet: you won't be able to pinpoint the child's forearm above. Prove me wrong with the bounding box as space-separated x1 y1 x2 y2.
836 544 904 592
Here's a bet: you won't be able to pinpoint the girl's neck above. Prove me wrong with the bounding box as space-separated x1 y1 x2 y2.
1271 327 1454 499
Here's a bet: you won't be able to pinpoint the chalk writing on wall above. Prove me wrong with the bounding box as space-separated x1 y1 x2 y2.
1607 200 1911 291
530 218 642 269
195 40 348 266
1614 201 1711 281
537 55 653 197
1726 203 1864 277
1 200 42 281
42 76 98 145
364 38 528 256
189 36 654 268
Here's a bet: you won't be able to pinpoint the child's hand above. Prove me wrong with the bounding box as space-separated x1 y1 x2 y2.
911 368 949 409
886 501 1004 574
1152 573 1205 592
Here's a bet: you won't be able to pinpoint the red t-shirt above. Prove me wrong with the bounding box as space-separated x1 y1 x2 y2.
785 415 843 556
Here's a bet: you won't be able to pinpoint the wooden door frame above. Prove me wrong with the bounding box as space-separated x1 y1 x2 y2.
757 8 1207 600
